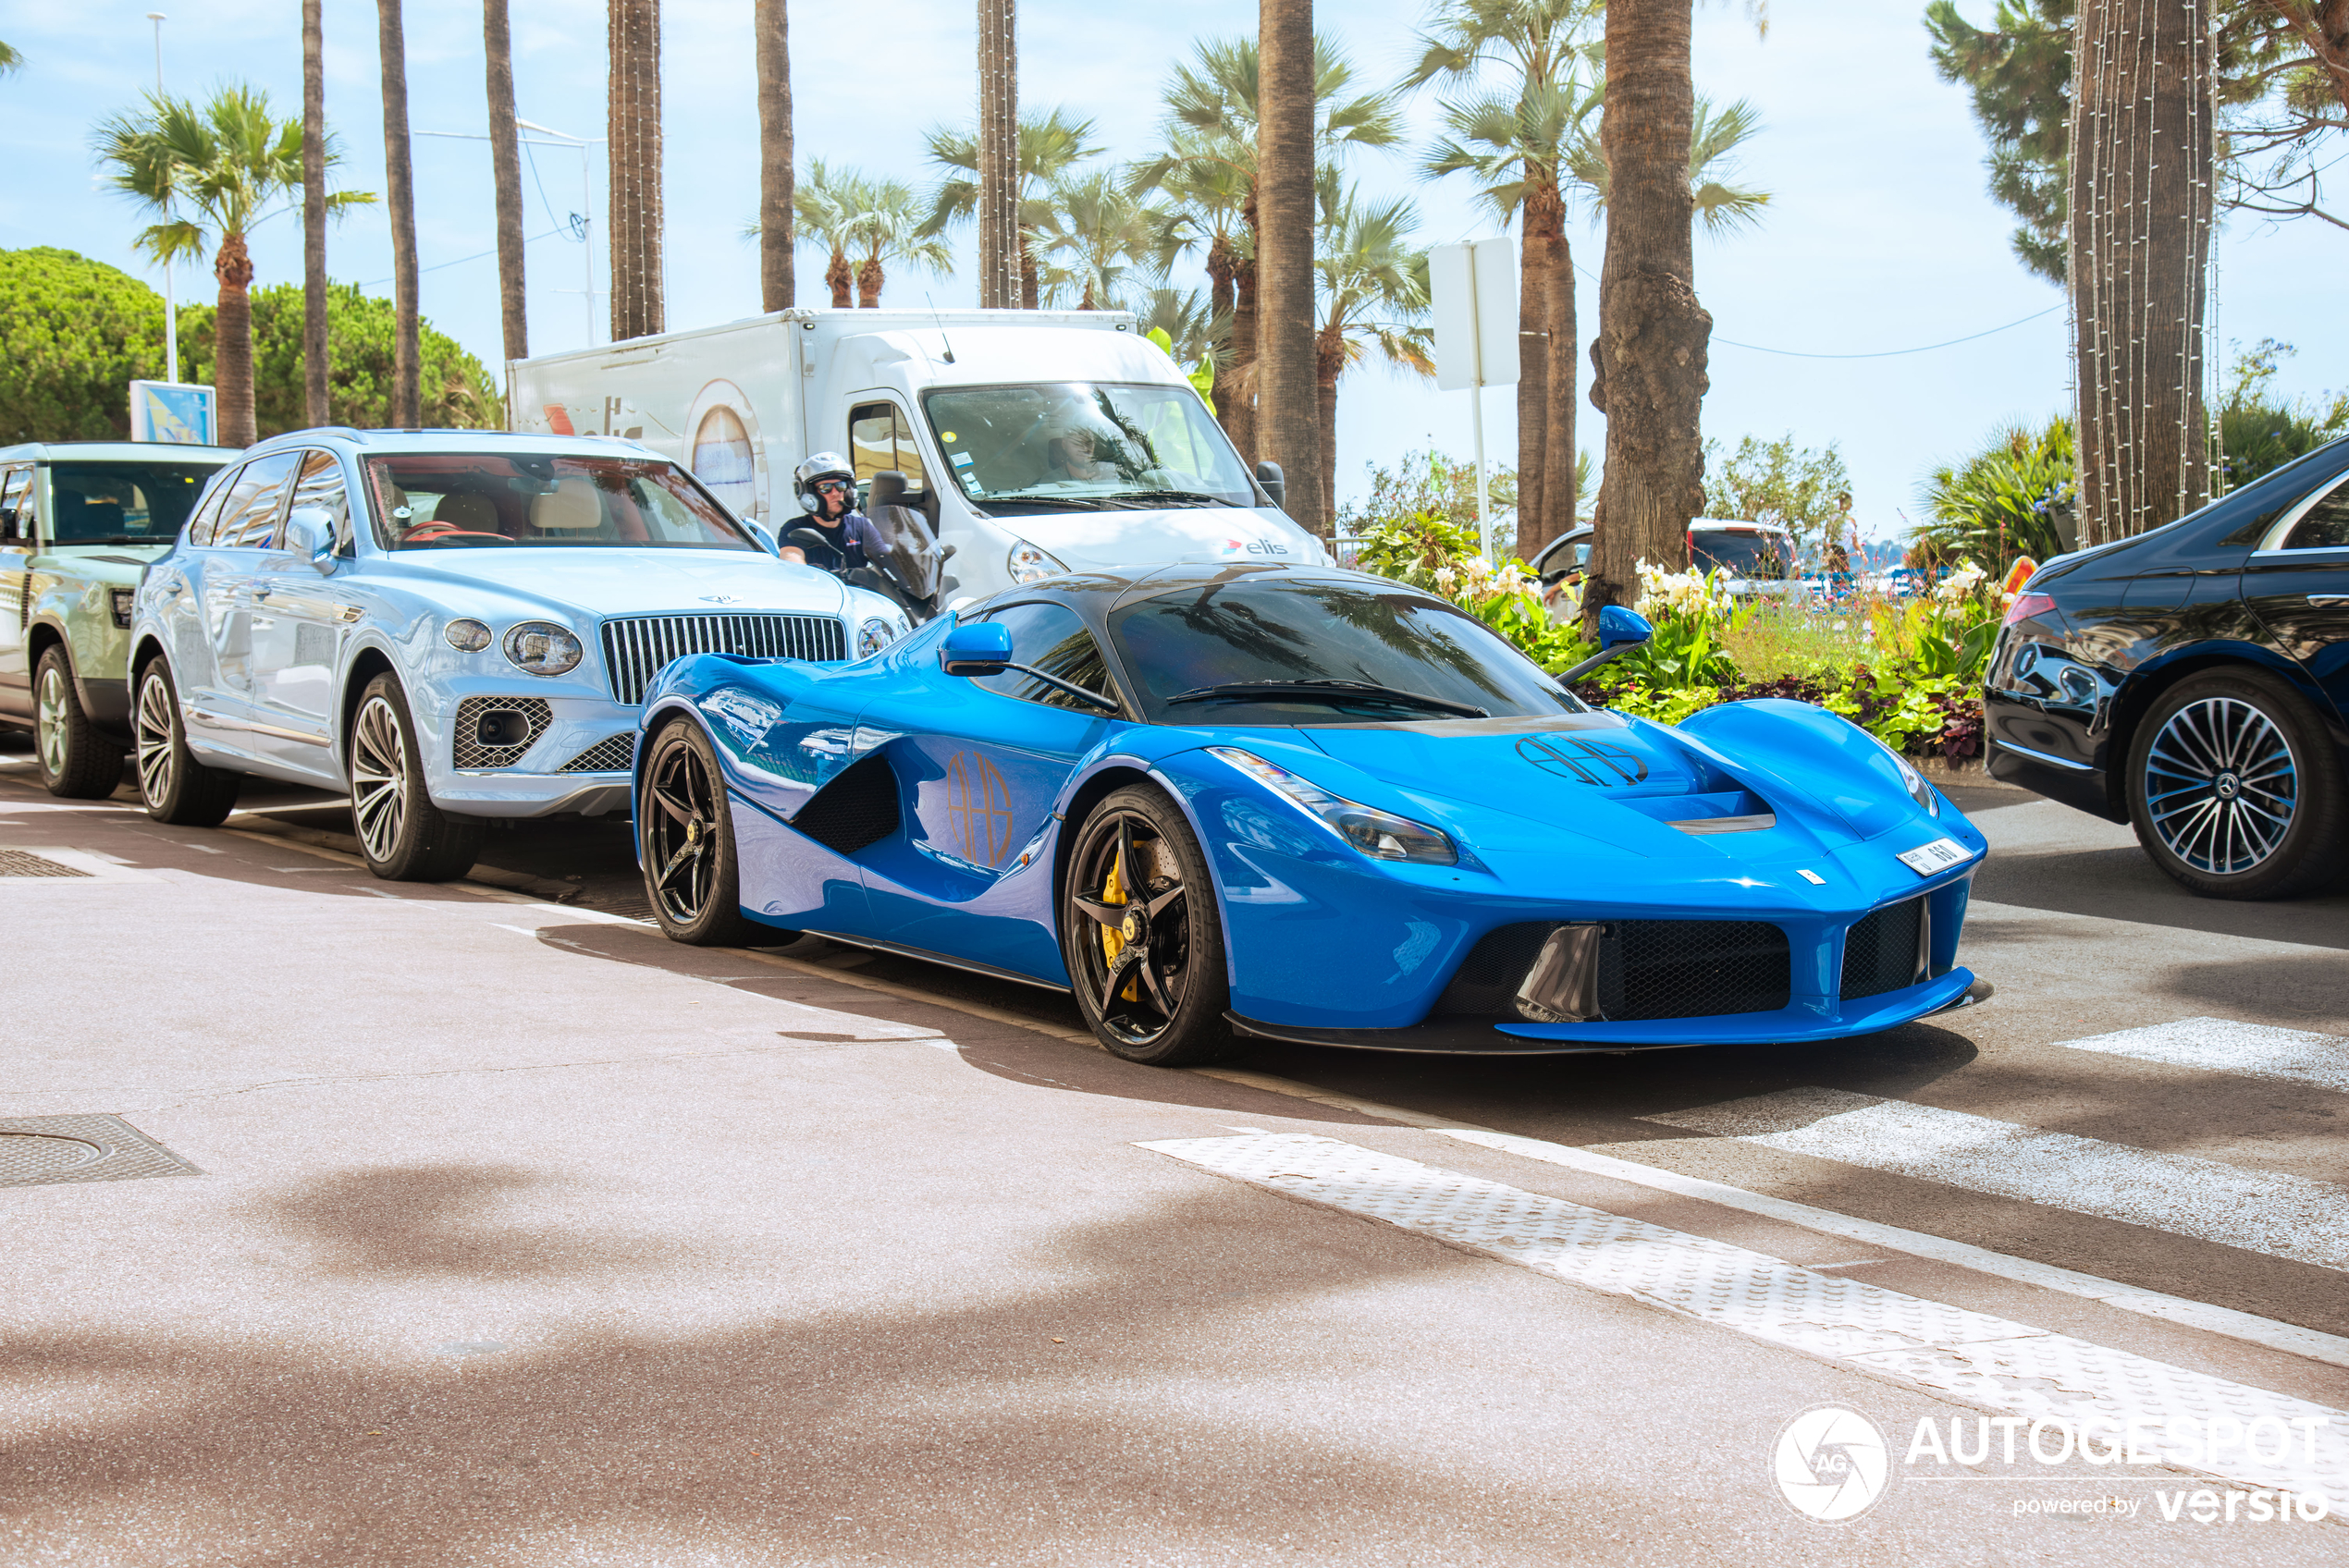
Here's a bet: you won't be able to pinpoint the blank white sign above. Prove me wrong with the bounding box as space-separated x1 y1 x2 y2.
1429 239 1520 392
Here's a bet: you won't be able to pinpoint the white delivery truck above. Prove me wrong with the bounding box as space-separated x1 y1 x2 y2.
506 308 1325 605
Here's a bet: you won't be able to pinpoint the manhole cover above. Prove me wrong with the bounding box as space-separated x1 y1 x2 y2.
0 851 92 878
0 1133 106 1181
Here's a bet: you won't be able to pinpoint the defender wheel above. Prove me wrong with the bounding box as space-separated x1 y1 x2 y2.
134 660 240 827
2125 667 2349 900
1061 785 1240 1066
34 647 125 799
640 718 753 946
349 673 483 882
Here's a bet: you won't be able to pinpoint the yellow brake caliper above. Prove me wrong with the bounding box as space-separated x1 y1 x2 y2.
1099 846 1140 1001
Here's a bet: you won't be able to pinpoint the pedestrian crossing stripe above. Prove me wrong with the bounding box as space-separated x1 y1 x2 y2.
2057 1017 2349 1097
1141 1132 2349 1504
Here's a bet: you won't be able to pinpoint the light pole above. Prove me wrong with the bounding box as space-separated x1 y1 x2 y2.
147 11 178 386
517 119 597 347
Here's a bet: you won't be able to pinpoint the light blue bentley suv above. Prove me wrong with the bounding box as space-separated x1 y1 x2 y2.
129 428 907 880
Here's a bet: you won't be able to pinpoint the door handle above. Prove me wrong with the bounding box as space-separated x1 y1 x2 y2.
2309 594 2349 607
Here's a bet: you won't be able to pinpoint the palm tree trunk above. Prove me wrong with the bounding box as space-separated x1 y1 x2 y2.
756 0 793 313
1583 0 1710 631
607 0 665 341
214 233 258 447
1020 237 1039 308
1256 0 1320 530
376 0 422 427
301 0 330 427
1315 319 1344 521
1542 224 1578 548
1516 181 1562 561
486 0 528 369
1228 214 1259 464
855 254 884 308
976 0 1019 309
2069 0 2212 545
1205 230 1247 456
826 248 853 309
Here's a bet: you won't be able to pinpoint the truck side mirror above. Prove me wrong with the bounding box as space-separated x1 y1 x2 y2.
939 620 1013 677
1253 461 1285 509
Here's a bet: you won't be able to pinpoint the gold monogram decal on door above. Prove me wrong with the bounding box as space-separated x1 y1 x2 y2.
945 753 1015 866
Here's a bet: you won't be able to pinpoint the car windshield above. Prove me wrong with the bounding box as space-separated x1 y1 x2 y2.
1691 530 1795 579
48 461 223 544
1110 575 1583 727
921 382 1256 512
362 454 756 551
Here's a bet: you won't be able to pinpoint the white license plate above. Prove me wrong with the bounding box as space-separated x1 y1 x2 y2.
1896 838 1970 876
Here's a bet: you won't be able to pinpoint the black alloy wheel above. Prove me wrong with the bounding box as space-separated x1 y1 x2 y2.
133 659 240 827
1061 785 1237 1066
348 672 484 882
2125 667 2349 900
33 646 125 799
642 718 752 946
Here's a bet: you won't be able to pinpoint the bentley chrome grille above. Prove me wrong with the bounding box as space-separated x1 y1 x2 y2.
599 614 847 705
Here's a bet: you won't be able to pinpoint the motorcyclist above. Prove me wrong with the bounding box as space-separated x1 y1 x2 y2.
779 452 888 576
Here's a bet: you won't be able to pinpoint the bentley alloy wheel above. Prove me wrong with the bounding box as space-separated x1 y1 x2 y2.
133 659 239 827
348 673 483 882
32 647 125 799
641 719 750 945
2126 668 2348 900
1061 785 1235 1066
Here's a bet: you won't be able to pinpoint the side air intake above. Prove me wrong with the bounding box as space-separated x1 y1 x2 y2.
789 752 900 856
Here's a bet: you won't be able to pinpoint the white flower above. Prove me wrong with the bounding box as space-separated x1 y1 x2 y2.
1462 555 1494 582
1433 566 1458 592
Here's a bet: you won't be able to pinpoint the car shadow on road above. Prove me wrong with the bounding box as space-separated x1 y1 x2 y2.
1971 845 2349 950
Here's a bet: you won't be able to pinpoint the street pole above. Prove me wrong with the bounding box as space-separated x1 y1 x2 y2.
517 119 598 347
148 12 177 386
1463 251 1490 563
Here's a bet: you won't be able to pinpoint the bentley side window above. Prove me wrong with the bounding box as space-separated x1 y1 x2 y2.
973 601 1114 713
207 453 302 549
290 449 354 553
184 466 239 547
2282 475 2349 551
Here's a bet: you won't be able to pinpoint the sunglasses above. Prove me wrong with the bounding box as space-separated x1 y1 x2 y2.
814 479 853 495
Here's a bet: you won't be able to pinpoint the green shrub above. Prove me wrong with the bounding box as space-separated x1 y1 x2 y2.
0 247 171 442
178 281 500 435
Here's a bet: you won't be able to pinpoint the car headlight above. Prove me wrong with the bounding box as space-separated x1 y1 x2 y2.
1209 745 1457 865
1006 542 1069 584
445 618 493 652
1876 737 1938 815
856 617 897 658
503 620 583 676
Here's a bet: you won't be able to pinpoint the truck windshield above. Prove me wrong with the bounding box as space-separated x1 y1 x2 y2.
48 461 224 544
921 382 1256 511
362 454 756 550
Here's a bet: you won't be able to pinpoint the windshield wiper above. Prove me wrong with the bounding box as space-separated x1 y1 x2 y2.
980 495 1107 511
1101 489 1230 508
1165 680 1487 718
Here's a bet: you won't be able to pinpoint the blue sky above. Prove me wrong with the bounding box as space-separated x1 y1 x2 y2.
3 0 2341 539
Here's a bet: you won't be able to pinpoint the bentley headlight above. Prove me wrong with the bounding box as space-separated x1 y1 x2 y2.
1209 746 1457 865
856 617 897 658
1006 542 1069 584
503 620 583 676
444 618 493 652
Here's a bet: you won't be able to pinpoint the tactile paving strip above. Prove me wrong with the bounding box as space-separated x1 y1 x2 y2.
0 1115 202 1188
0 850 92 878
1141 1132 2349 1501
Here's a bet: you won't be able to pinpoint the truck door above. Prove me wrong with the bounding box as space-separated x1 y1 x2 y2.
249 449 361 777
0 463 34 718
2242 466 2349 722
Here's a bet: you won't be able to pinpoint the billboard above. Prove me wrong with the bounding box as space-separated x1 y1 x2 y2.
129 381 218 446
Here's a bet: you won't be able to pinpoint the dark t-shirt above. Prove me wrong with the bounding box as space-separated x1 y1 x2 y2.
797 510 886 576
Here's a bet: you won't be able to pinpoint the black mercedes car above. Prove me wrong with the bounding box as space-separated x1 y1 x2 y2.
1984 435 2349 899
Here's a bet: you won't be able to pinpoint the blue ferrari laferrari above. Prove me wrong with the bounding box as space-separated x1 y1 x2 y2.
633 562 1988 1065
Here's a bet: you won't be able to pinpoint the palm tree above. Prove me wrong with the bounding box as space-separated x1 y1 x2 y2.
94 86 372 447
485 0 527 361
377 0 421 424
1580 0 1711 632
1407 0 1600 560
785 159 863 308
1562 94 1771 232
1032 171 1187 310
976 0 1018 307
918 107 1104 308
845 178 953 308
1136 33 1401 514
756 0 793 312
0 41 21 76
1313 171 1434 521
1127 126 1250 444
1134 288 1227 374
1258 0 1320 529
302 0 330 425
608 0 664 340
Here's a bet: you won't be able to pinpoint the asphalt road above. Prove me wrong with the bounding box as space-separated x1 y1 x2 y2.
3 737 2346 1564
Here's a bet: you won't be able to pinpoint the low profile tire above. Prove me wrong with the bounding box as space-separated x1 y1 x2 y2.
1061 784 1240 1066
2125 667 2349 900
34 646 125 799
134 659 240 827
349 673 483 882
640 717 753 946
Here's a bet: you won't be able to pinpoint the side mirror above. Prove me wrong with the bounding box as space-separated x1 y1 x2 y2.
784 526 830 555
283 506 339 573
1253 460 1285 509
939 620 1013 677
1596 604 1654 652
745 522 779 555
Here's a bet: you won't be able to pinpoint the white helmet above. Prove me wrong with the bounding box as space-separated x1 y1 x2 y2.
793 451 855 514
